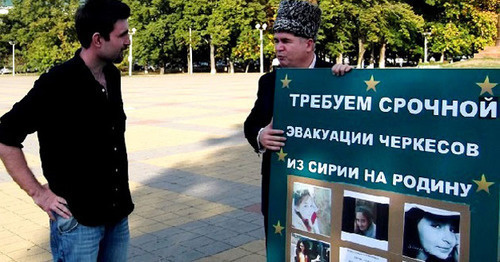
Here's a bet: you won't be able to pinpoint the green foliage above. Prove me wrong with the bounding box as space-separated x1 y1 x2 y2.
319 0 424 67
318 0 356 58
421 0 498 60
1 0 497 71
1 0 80 72
123 0 179 67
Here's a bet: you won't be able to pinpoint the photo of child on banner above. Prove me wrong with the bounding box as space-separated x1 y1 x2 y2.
291 233 330 262
354 205 377 238
341 190 389 250
403 203 461 262
291 182 332 236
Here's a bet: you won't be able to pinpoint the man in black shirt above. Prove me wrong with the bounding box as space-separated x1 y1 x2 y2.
244 0 351 244
0 0 134 260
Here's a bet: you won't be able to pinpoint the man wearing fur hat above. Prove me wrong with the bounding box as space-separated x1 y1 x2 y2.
244 0 351 240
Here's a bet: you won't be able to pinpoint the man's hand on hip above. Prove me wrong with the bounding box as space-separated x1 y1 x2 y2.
259 121 286 151
33 184 72 220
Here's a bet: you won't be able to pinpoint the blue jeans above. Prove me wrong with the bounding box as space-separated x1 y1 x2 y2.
50 214 129 262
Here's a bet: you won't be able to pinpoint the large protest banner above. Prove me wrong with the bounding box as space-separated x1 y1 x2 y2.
267 68 499 262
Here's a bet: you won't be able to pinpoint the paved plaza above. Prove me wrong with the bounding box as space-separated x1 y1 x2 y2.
0 73 267 262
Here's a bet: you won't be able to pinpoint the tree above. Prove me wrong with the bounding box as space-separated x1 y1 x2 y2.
216 0 278 73
207 0 238 74
409 0 498 61
375 2 424 67
319 0 356 64
123 0 179 73
354 1 383 68
1 0 80 72
0 13 11 66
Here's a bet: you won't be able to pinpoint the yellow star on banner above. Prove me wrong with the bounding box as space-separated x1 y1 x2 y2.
276 148 288 161
273 220 284 235
473 174 495 194
281 74 292 88
365 75 379 92
476 76 497 96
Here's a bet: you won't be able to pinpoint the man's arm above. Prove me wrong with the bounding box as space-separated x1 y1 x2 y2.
244 73 287 152
0 142 71 220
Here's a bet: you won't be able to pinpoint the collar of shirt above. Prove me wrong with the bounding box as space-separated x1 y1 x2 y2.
308 54 317 68
71 48 116 85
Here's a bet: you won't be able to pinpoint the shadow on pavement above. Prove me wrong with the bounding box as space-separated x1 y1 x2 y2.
126 126 266 261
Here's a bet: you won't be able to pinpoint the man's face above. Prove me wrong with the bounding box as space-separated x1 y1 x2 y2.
99 19 130 63
274 32 313 68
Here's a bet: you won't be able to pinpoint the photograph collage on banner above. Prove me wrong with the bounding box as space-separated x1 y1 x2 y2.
286 176 470 262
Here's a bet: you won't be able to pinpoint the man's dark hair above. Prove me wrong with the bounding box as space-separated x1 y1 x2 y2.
75 0 130 48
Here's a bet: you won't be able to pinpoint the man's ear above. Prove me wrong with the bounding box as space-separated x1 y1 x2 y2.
91 33 103 48
306 38 315 52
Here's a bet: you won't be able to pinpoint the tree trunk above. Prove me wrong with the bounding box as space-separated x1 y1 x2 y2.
336 53 343 64
336 41 343 64
369 47 375 68
210 38 216 74
379 43 386 68
229 61 234 74
440 51 445 63
245 62 250 73
357 38 366 69
496 14 500 46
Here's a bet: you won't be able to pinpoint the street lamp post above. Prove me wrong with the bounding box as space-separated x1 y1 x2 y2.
255 23 267 73
423 32 431 63
8 41 16 76
128 28 136 77
189 27 193 75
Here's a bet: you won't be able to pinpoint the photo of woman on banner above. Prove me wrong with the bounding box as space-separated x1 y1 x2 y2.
403 203 460 262
354 205 376 238
291 233 330 262
291 182 331 236
295 239 311 262
341 191 389 251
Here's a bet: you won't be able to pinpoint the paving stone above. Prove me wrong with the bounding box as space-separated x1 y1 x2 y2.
224 234 259 247
194 241 233 257
165 248 205 261
127 246 147 258
194 247 252 262
233 254 266 262
130 233 159 246
128 252 164 262
154 244 190 258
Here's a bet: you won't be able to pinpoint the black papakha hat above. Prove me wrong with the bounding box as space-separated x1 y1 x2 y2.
273 0 321 40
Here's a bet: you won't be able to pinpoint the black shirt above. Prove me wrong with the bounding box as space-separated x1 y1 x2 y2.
0 50 134 226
